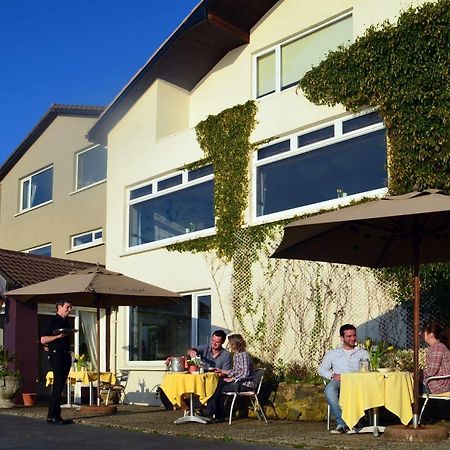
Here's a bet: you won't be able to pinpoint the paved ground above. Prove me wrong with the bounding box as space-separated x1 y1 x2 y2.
0 404 448 450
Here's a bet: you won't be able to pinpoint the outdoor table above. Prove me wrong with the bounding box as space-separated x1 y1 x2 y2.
340 371 413 436
46 370 116 407
161 372 219 424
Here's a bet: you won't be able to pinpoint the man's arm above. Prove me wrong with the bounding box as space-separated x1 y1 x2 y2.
318 350 334 380
40 332 67 345
221 350 232 371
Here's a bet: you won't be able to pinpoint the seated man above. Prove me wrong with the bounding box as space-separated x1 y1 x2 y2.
318 323 369 434
188 329 232 371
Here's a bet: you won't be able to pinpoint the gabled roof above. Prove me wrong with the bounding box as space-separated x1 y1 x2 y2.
0 104 105 181
0 248 97 290
88 0 279 145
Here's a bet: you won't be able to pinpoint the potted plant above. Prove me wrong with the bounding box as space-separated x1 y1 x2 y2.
0 345 22 408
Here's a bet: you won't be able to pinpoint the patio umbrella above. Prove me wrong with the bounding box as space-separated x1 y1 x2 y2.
5 266 181 407
272 188 450 427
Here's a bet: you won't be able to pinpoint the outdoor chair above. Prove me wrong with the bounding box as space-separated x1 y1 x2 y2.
323 379 331 431
223 368 268 425
418 374 450 424
102 370 130 406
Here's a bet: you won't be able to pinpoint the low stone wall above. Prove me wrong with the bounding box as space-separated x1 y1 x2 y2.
264 382 327 421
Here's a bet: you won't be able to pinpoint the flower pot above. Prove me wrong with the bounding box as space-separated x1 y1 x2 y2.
0 376 22 408
22 392 37 406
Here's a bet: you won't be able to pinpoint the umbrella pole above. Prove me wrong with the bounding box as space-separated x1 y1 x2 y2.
96 304 101 406
412 255 420 427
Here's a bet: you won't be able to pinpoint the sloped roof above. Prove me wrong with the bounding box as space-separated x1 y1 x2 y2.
0 104 105 181
0 248 97 289
88 0 279 145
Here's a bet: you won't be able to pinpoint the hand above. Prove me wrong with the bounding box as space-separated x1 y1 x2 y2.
188 350 197 358
332 373 341 382
224 377 234 382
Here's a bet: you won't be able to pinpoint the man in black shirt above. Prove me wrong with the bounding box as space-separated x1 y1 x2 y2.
40 300 76 425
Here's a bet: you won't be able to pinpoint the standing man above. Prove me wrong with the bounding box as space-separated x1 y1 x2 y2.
40 300 76 425
188 330 232 371
318 324 369 434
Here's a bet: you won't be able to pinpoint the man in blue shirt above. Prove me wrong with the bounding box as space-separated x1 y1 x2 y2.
188 330 232 371
318 324 369 434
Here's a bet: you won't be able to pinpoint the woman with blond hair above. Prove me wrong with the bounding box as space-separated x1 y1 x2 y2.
203 333 256 422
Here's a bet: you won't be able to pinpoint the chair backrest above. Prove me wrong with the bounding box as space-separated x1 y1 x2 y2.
253 368 265 395
116 370 129 386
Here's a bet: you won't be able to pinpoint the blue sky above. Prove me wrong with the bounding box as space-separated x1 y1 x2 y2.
0 0 199 166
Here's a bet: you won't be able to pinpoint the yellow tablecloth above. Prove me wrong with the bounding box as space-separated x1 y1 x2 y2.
340 371 413 429
161 372 219 407
46 370 116 386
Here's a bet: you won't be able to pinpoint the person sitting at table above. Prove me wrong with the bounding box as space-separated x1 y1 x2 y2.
40 300 77 425
187 329 232 371
318 324 370 434
422 321 450 394
202 333 256 423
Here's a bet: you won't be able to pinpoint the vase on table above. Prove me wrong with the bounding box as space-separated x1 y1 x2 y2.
76 361 82 372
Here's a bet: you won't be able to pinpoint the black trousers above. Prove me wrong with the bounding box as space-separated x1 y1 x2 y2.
47 351 72 419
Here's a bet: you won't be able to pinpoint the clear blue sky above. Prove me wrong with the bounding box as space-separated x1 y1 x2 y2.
0 0 199 166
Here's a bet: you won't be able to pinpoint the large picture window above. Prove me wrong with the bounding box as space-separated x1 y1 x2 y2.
20 166 53 211
255 111 387 220
76 145 107 190
255 13 352 98
128 166 214 248
129 292 211 361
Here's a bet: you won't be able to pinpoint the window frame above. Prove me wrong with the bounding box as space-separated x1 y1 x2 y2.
19 165 53 212
126 166 215 252
23 243 52 257
75 144 107 192
124 290 211 367
70 228 103 251
252 110 387 224
253 11 352 99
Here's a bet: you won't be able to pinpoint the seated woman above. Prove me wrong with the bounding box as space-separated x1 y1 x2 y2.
422 321 450 394
203 333 256 422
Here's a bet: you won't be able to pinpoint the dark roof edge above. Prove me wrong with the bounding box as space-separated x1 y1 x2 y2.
88 0 212 145
0 104 105 181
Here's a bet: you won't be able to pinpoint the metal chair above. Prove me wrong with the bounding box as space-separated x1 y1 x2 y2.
418 374 450 424
323 379 331 431
223 368 268 425
103 370 130 406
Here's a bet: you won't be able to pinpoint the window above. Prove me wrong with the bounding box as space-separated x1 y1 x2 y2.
71 228 103 250
255 111 386 219
129 292 211 361
255 13 352 98
20 166 53 211
128 165 214 248
76 145 107 190
24 244 52 257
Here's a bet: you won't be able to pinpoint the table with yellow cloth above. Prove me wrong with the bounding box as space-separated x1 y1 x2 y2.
340 371 413 435
46 370 116 406
161 372 219 424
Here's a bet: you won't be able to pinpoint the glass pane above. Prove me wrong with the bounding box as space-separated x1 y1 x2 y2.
129 180 215 247
188 165 213 181
258 140 290 160
257 51 276 98
129 297 191 361
343 111 383 133
74 233 93 247
298 126 334 147
130 185 152 200
30 168 53 208
94 230 102 240
157 174 182 191
22 179 30 210
197 295 211 347
281 16 352 88
77 146 107 189
28 245 51 257
256 129 386 216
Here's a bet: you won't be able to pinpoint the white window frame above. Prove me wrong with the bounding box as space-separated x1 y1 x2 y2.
253 11 352 99
23 243 52 256
19 165 53 212
126 166 215 253
124 290 211 368
70 228 103 251
75 144 107 192
252 110 387 224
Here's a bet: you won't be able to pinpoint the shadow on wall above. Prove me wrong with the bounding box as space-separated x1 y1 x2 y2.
126 379 162 406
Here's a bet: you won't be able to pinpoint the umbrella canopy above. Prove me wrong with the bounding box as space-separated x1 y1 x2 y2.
272 188 450 427
5 266 181 406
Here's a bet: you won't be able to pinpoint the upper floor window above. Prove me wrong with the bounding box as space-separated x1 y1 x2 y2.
24 243 52 257
71 228 103 250
254 111 386 220
128 165 214 249
255 13 352 98
20 166 53 212
76 145 107 191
